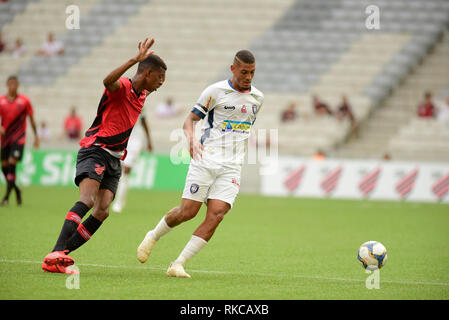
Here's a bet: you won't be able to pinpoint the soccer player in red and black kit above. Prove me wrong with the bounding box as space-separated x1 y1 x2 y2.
42 38 166 274
0 75 39 206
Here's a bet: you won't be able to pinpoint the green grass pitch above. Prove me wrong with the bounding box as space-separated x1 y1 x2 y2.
0 186 448 300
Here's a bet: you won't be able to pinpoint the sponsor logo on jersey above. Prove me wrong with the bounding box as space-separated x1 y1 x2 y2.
224 105 236 110
241 105 247 113
221 120 251 134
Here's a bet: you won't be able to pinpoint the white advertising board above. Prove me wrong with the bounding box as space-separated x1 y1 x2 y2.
261 157 449 203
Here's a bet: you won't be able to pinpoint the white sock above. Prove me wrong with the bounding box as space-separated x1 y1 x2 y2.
149 216 172 240
174 235 207 265
114 173 129 209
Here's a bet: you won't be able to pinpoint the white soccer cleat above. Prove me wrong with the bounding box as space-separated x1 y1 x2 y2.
137 232 157 263
166 262 191 278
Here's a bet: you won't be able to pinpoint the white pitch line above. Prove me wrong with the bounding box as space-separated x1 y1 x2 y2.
1 258 449 287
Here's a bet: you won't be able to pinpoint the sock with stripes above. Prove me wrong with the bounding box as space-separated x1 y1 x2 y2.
52 201 90 252
65 214 103 253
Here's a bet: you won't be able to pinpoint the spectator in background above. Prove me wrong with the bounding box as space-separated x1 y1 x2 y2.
155 97 181 118
437 94 449 125
417 91 435 118
336 95 358 136
382 152 391 161
312 95 332 116
312 149 326 160
63 107 82 140
0 33 6 53
281 102 297 122
37 121 51 142
11 38 26 58
37 32 65 57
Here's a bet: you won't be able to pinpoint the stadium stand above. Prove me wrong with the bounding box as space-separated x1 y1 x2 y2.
0 0 34 30
0 0 448 162
335 29 449 162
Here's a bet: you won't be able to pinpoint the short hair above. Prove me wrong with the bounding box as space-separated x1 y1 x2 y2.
7 75 19 82
234 50 255 65
137 54 167 74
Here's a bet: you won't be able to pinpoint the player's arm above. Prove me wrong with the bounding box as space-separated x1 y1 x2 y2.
103 38 155 92
28 113 39 148
183 112 204 160
141 116 153 152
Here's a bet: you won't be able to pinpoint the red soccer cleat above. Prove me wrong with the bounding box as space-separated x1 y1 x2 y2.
43 250 75 267
42 261 79 274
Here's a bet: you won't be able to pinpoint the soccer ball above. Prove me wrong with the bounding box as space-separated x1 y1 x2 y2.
357 241 387 270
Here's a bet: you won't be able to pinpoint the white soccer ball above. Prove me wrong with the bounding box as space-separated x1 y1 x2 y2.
357 241 387 270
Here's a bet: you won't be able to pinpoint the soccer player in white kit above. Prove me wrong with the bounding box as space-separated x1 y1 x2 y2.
111 113 152 213
137 50 263 278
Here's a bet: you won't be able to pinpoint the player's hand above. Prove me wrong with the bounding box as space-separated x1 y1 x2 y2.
33 137 40 148
189 140 204 161
147 143 153 152
134 38 155 62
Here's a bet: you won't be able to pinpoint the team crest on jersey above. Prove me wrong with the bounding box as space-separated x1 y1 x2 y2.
190 183 199 194
241 105 247 113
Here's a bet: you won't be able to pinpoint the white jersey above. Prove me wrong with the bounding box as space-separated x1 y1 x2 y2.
192 79 264 167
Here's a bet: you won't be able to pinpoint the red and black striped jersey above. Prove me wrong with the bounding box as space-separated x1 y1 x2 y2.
0 94 34 147
79 77 147 157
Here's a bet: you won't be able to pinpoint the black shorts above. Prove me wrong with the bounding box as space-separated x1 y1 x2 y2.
74 146 122 195
1 144 25 162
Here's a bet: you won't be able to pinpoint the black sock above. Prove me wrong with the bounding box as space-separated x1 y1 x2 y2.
2 164 16 201
65 214 103 253
52 201 90 252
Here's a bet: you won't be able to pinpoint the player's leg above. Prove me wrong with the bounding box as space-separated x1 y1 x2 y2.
166 199 230 278
1 156 19 204
0 149 9 205
43 177 99 269
112 138 141 213
112 165 131 213
64 151 121 253
167 167 240 278
64 188 114 252
137 162 212 263
51 178 99 252
43 147 108 270
137 198 202 263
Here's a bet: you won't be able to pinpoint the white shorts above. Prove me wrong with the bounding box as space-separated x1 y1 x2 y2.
182 161 242 208
123 136 144 168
